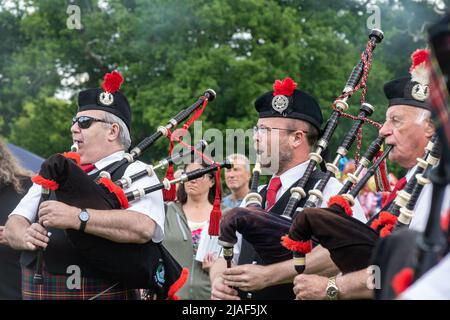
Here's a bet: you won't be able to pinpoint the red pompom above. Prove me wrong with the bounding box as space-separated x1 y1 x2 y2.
31 175 59 191
273 77 297 96
98 177 129 209
62 152 81 166
281 235 312 254
379 211 398 226
409 49 430 72
102 70 124 93
370 218 381 230
327 195 353 216
392 268 414 296
167 267 189 300
380 224 394 238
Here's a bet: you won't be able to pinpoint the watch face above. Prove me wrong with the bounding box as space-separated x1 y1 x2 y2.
79 211 89 222
327 287 338 298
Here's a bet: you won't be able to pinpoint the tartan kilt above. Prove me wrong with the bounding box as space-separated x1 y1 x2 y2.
22 265 140 300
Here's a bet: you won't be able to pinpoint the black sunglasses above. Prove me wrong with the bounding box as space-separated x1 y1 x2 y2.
72 116 109 129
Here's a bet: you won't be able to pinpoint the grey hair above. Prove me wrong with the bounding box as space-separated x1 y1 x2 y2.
227 153 251 172
102 112 131 150
415 109 432 125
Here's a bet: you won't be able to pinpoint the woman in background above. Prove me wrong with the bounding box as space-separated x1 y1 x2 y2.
0 138 32 299
163 162 221 300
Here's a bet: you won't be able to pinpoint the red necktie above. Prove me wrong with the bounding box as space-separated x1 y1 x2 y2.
383 176 407 207
266 176 282 211
81 163 96 173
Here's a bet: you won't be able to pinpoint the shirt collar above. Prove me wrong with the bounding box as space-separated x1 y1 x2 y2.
272 160 311 189
93 151 125 171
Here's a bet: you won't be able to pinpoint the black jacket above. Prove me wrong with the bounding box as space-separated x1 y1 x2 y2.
0 177 32 299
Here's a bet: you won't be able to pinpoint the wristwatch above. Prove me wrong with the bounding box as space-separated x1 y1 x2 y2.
326 276 339 300
78 208 90 232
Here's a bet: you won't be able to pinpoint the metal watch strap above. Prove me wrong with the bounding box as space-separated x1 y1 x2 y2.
327 276 338 300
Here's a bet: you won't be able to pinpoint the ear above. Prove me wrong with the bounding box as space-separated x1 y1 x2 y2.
107 123 121 142
291 130 305 148
424 118 435 139
208 177 215 189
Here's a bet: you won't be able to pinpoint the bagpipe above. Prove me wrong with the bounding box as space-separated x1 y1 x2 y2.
285 31 450 289
371 15 450 299
282 141 393 274
31 89 217 299
281 43 447 279
219 29 385 268
282 134 442 276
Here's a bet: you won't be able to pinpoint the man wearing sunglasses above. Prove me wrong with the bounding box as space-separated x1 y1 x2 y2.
210 77 366 300
5 71 165 300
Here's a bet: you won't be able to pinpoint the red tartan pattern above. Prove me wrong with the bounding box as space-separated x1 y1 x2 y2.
22 266 139 300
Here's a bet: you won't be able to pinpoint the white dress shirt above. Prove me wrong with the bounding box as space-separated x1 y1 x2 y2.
10 151 165 243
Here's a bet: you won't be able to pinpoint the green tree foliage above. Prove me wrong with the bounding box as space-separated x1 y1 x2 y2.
9 97 75 157
0 0 445 179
